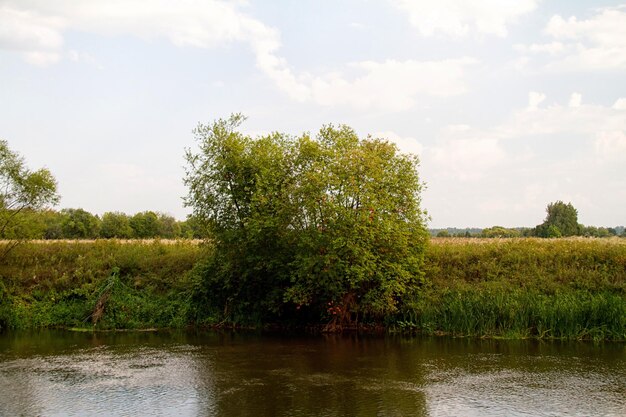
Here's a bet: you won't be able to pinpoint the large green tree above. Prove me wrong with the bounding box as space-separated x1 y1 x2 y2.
535 201 581 237
185 115 428 329
0 140 58 256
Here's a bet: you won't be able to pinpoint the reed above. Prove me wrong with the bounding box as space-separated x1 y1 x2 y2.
395 238 625 340
397 286 625 340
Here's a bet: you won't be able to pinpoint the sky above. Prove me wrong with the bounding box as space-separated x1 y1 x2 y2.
0 0 625 228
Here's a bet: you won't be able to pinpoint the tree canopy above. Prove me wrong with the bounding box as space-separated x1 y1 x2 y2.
0 140 58 255
535 201 581 237
481 226 521 238
184 115 429 329
61 208 100 239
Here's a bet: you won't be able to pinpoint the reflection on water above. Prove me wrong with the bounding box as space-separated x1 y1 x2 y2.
0 330 624 416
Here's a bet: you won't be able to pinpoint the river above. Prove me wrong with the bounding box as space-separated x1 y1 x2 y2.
0 330 624 416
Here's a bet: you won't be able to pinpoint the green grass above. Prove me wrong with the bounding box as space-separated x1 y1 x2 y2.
395 238 626 340
0 240 206 330
397 286 625 341
425 238 626 292
1 238 624 339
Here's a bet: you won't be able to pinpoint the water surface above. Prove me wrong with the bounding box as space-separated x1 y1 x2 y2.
0 330 624 416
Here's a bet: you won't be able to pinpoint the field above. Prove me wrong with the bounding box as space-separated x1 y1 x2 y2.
0 238 624 339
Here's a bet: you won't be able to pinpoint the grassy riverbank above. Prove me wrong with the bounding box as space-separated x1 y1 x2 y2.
0 240 205 330
399 238 625 340
1 238 624 340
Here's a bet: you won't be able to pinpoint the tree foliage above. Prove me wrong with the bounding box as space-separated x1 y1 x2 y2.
156 213 181 238
481 226 521 238
535 201 581 237
129 211 161 238
184 115 429 328
0 140 59 255
101 212 133 238
61 208 100 239
0 206 195 240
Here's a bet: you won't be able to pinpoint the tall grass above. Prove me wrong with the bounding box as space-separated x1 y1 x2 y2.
425 238 626 292
1 238 624 339
0 240 206 330
398 286 625 341
396 238 626 340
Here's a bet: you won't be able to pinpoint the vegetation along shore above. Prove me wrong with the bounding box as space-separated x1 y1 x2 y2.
2 118 625 341
1 238 623 341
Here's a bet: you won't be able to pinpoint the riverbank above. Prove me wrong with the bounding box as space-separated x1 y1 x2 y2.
404 238 626 340
0 240 205 330
1 238 624 340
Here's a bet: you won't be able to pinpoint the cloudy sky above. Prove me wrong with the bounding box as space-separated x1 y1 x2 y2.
1 0 624 228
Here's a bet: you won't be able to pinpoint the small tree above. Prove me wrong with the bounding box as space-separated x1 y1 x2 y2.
1 140 58 256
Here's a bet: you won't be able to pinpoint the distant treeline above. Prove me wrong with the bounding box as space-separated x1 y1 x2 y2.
0 208 208 240
431 225 625 238
3 207 623 241
430 201 625 239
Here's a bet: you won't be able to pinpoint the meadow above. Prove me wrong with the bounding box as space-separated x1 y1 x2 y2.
1 238 624 340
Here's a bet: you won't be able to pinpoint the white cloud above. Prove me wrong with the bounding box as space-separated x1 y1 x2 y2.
506 96 626 137
424 94 626 226
67 49 101 68
392 0 538 37
519 7 626 71
0 0 475 111
568 92 582 108
613 98 626 110
444 124 472 133
461 93 626 153
0 6 63 50
514 41 565 54
429 137 506 181
374 131 424 156
527 91 546 110
0 5 64 66
308 58 477 111
426 93 626 182
0 1 280 65
594 130 626 159
0 0 305 98
22 50 61 66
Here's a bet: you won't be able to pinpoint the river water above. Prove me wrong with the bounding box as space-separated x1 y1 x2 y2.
0 330 624 416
